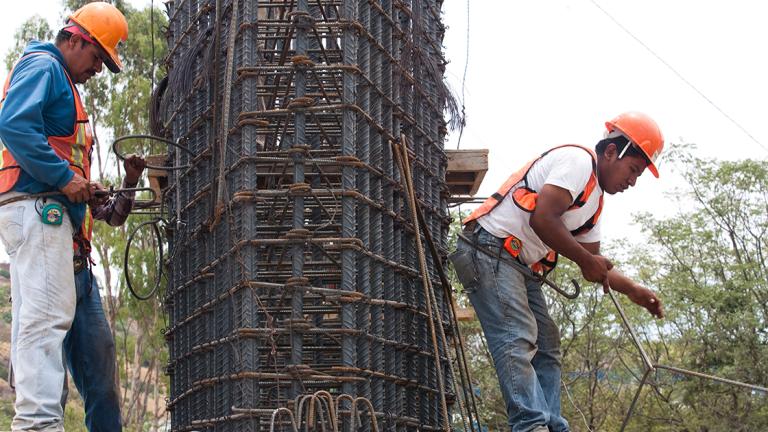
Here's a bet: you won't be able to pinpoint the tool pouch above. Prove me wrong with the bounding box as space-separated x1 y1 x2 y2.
448 245 479 294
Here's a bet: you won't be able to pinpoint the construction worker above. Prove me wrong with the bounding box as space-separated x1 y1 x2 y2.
450 112 665 432
0 2 128 431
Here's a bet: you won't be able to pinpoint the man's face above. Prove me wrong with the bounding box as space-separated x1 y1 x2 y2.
66 35 104 84
598 143 648 195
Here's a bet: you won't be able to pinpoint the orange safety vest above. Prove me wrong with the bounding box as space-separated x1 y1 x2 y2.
0 52 94 248
463 144 603 274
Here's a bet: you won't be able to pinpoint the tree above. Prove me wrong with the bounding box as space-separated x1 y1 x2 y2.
628 148 768 431
3 16 53 71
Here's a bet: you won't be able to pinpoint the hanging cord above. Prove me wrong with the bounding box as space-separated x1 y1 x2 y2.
123 217 166 300
112 134 194 170
456 0 470 150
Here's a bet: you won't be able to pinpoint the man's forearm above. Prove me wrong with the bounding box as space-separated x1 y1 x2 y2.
531 212 593 267
607 269 639 295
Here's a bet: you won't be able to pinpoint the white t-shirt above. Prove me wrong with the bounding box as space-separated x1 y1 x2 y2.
477 146 603 265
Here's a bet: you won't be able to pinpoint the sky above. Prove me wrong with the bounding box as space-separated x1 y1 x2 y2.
441 0 768 242
0 0 766 248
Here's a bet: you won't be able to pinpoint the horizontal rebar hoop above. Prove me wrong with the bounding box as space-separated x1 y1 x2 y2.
160 0 453 430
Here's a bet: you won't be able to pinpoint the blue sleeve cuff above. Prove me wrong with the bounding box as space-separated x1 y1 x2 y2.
54 169 74 189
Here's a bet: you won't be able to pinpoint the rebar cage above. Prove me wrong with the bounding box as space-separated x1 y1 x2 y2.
157 0 455 430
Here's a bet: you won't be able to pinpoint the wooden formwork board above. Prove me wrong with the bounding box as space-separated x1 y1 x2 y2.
445 149 488 197
145 154 168 204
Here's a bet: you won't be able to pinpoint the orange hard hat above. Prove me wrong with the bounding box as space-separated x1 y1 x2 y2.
605 111 664 178
67 2 128 73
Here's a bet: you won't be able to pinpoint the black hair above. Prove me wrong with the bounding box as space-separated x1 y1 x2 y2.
54 29 88 48
595 135 650 164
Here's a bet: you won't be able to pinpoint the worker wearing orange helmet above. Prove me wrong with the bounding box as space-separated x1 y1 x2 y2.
0 2 128 431
451 112 665 432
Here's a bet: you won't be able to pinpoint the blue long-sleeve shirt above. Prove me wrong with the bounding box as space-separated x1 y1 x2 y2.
0 41 86 228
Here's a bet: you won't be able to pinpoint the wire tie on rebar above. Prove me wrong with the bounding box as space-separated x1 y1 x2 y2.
287 96 316 109
237 118 270 128
288 182 312 196
287 145 311 155
339 292 366 303
291 55 316 69
233 191 265 203
233 191 254 200
286 10 314 28
286 363 312 377
333 155 364 167
285 228 312 240
284 276 310 288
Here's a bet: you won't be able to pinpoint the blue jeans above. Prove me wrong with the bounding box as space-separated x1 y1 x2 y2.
62 268 122 431
0 194 76 432
453 227 569 432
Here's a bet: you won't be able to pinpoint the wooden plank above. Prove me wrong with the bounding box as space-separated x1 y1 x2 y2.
446 149 488 172
145 154 168 204
445 149 488 196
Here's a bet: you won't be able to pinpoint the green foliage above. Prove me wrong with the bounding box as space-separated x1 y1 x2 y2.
3 16 53 72
0 398 14 429
628 150 768 430
63 397 87 432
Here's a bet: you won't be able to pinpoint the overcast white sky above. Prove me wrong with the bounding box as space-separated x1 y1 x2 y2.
442 1 768 242
0 0 766 247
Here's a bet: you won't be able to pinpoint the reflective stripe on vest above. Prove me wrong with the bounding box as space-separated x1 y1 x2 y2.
464 144 603 274
0 52 94 244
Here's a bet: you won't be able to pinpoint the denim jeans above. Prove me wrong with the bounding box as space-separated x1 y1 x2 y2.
452 227 569 432
0 194 76 432
63 267 122 431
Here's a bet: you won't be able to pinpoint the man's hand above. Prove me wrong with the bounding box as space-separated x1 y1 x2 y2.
627 286 664 319
579 254 613 293
124 154 147 186
88 182 109 207
60 174 95 203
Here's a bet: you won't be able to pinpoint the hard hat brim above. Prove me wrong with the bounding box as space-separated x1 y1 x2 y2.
102 48 122 73
647 162 659 178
